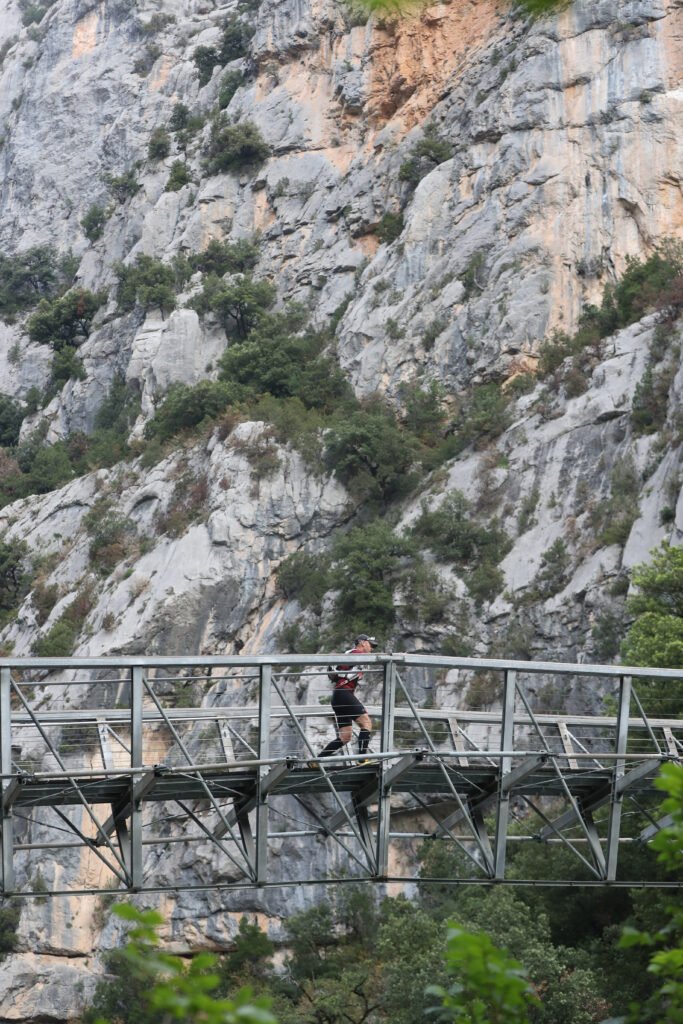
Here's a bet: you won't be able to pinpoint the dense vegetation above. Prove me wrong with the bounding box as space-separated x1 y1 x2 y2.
84 806 682 1024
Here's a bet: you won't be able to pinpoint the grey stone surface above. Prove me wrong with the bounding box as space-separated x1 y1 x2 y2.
0 0 683 1016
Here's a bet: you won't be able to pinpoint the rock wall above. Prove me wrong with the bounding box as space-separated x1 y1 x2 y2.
0 0 683 1017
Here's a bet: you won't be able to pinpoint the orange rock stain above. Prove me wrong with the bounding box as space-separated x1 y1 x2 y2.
365 0 505 135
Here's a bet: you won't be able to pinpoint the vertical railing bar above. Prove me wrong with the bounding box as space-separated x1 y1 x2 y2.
130 666 143 890
255 665 272 884
494 670 515 879
10 680 128 876
376 659 396 879
515 677 607 873
606 675 632 882
1 667 13 894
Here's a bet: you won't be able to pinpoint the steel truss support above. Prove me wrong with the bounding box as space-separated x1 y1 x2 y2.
0 652 679 896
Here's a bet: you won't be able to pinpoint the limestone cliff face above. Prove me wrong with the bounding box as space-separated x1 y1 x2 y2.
0 0 683 1017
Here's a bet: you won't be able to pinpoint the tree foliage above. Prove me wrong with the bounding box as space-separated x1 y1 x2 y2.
116 255 178 317
26 288 106 349
204 120 271 176
622 542 683 715
84 904 276 1024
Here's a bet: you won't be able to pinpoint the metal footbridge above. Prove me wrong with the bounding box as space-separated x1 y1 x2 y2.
1 654 682 896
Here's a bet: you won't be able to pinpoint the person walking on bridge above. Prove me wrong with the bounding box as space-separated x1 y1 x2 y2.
311 634 378 766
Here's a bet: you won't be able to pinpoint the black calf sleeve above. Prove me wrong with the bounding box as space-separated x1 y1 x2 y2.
358 729 371 755
320 737 344 757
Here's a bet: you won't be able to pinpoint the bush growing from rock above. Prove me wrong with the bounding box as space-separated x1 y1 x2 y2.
189 238 259 277
0 536 31 618
81 204 109 243
104 169 140 203
193 17 254 85
116 255 177 317
0 396 24 448
203 119 271 175
148 127 171 161
376 211 404 243
146 380 242 442
192 274 276 338
276 551 331 613
0 246 70 317
165 160 192 192
27 288 106 348
219 70 245 109
412 490 510 568
324 401 420 505
399 124 453 187
219 314 352 409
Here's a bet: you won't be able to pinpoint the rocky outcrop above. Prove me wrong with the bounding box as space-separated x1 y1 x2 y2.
1 0 683 1017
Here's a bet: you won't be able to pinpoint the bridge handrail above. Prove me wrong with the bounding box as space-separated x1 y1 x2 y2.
1 653 683 681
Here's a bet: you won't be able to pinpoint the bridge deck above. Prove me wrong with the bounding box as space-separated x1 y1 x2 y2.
0 653 681 895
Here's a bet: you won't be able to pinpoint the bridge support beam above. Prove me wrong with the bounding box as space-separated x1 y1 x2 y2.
606 675 631 882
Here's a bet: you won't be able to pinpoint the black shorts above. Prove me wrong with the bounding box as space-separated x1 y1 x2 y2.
331 687 366 728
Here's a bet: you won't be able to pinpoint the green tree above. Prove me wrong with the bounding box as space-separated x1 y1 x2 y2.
620 764 683 1023
26 288 105 349
189 238 259 277
329 520 416 636
0 395 24 447
116 255 178 317
146 380 242 442
204 120 271 176
428 924 538 1024
0 536 30 616
622 542 683 716
165 160 192 192
195 275 276 339
324 403 420 504
84 904 276 1024
81 204 109 243
148 127 171 160
0 246 60 316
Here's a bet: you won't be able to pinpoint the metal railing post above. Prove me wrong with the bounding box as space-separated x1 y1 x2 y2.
130 666 144 889
256 664 272 884
494 669 515 879
0 668 13 893
376 658 396 879
606 675 631 881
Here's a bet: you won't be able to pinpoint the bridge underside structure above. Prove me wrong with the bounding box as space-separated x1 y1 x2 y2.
0 654 682 896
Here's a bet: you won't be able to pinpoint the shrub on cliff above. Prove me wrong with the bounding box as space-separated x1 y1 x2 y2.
203 119 271 175
0 396 24 448
165 160 192 192
148 127 171 161
193 16 255 86
0 536 31 620
146 380 242 442
399 124 453 187
27 288 106 349
189 238 259 277
116 255 178 317
191 274 276 338
324 400 420 505
0 246 74 317
81 204 109 243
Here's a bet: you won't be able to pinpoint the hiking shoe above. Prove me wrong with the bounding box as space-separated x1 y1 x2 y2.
307 759 321 769
356 758 378 767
